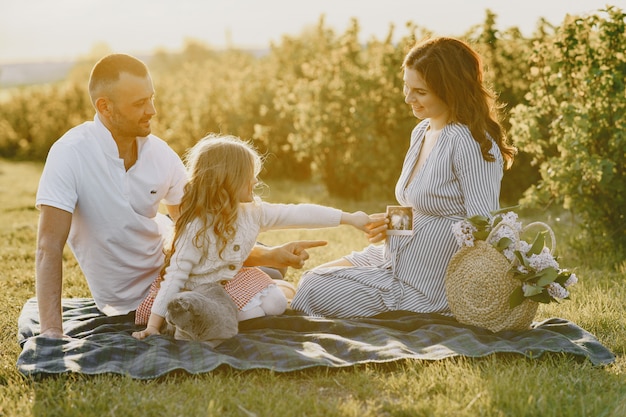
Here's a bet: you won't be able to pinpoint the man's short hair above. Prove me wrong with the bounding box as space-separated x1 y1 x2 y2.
88 54 149 102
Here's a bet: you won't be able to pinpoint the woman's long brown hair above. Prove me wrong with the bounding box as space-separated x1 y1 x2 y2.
403 37 516 168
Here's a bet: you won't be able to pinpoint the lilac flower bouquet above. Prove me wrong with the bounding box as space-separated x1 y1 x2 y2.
451 209 578 308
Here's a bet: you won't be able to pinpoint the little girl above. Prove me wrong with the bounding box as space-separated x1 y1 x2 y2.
133 134 372 339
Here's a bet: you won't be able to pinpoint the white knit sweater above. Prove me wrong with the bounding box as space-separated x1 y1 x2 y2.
151 201 342 317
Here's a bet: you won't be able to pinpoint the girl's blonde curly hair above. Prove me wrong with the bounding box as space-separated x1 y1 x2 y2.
161 134 263 277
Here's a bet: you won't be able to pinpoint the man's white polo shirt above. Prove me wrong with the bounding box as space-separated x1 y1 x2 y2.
36 115 187 315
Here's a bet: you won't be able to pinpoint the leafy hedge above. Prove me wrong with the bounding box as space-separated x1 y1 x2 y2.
1 7 624 255
510 6 626 254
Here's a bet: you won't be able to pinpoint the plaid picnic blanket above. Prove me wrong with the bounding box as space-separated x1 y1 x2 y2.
17 297 614 380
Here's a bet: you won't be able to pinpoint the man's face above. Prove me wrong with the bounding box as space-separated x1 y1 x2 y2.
107 72 156 139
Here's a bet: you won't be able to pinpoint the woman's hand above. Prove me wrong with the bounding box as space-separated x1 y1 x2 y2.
365 213 389 243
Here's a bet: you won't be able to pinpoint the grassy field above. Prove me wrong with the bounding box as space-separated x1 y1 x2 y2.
0 159 625 417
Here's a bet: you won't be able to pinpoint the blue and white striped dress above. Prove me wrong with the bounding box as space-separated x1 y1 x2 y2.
291 120 504 318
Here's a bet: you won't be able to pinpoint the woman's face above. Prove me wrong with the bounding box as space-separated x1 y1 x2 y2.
403 68 449 123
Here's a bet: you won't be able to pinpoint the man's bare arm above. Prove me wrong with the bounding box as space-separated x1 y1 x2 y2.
165 204 180 222
36 205 72 337
245 240 328 269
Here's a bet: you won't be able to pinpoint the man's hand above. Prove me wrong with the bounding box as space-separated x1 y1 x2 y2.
39 327 64 338
248 240 328 269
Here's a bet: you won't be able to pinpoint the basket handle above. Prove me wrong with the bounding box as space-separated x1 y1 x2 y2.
486 220 521 251
521 221 556 254
486 219 556 255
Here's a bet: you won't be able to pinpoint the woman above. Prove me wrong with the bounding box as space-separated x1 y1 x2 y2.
291 37 516 318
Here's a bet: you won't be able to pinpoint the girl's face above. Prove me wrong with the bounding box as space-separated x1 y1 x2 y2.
403 68 449 124
238 173 258 203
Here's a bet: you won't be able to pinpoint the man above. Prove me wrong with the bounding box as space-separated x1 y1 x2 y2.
35 53 323 338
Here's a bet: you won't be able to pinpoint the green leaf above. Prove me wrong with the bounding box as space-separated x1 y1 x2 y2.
492 216 503 229
473 230 490 241
528 231 547 256
555 270 572 285
520 271 540 283
528 292 553 304
509 286 526 308
514 250 529 267
523 284 543 297
495 237 513 251
509 266 527 280
535 268 558 287
467 215 490 228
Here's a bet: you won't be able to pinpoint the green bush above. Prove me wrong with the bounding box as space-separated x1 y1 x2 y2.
270 18 419 200
0 83 92 160
465 10 546 205
509 6 626 258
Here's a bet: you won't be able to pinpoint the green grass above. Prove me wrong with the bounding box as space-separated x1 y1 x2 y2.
0 159 624 417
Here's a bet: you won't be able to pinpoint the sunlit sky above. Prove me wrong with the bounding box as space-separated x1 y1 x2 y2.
1 0 621 64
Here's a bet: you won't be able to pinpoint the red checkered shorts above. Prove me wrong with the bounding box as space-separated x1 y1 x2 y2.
135 274 163 325
134 267 274 325
223 267 274 309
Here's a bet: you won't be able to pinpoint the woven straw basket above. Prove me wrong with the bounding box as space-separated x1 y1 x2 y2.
445 221 553 332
